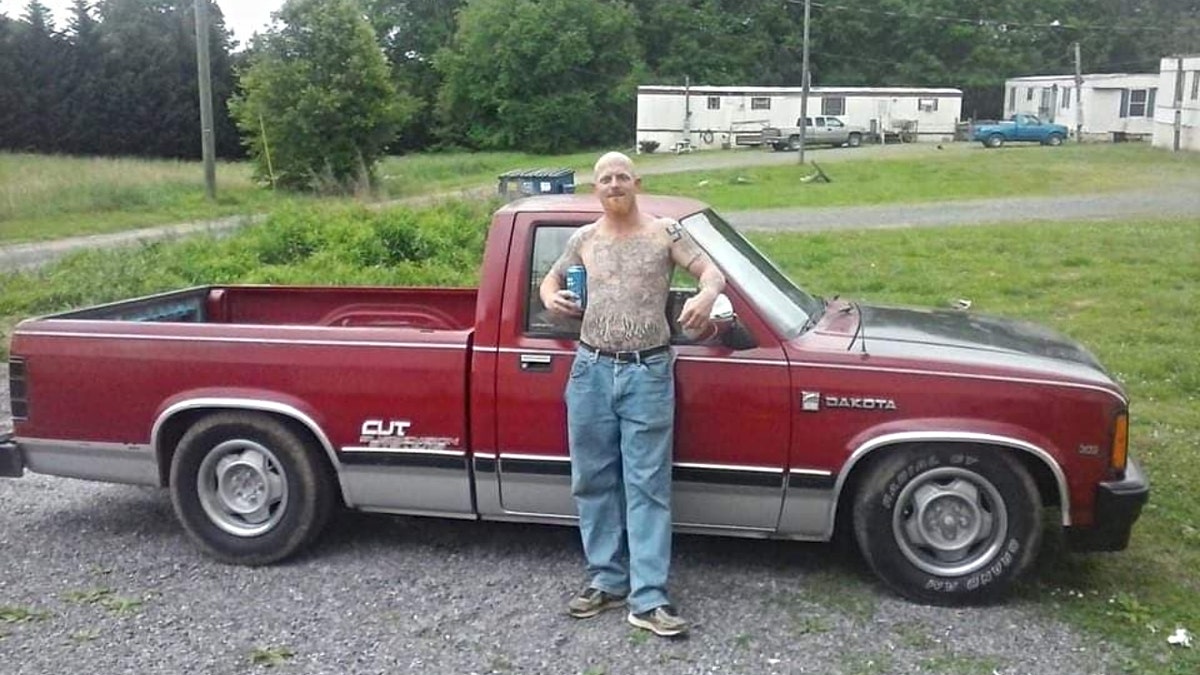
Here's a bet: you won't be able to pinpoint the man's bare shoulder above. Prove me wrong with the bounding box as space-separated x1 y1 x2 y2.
652 216 686 243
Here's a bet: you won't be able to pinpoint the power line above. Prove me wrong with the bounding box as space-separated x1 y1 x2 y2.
783 0 1186 35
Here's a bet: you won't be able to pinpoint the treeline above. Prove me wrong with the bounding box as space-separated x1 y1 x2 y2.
0 0 241 158
1 0 1196 160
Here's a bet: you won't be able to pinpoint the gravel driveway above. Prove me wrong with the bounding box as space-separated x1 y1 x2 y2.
0 372 1122 674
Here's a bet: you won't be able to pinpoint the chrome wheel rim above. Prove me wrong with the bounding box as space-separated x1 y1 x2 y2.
197 439 289 537
891 466 1008 577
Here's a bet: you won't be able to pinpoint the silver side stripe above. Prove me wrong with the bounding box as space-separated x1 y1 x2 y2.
17 331 466 351
789 467 834 477
341 446 465 457
788 360 1126 402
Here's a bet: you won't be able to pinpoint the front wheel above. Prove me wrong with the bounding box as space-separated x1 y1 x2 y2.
852 445 1042 605
786 135 801 151
170 411 336 565
1044 133 1064 146
847 133 862 148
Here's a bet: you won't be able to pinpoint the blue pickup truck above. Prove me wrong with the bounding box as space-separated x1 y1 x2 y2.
972 114 1069 148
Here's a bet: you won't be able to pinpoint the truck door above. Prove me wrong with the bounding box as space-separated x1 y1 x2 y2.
489 213 790 532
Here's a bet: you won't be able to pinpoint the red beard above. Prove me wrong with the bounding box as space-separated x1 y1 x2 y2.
603 192 635 216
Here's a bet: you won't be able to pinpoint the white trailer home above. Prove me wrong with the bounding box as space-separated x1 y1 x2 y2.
1004 73 1160 141
1153 55 1200 152
636 85 963 152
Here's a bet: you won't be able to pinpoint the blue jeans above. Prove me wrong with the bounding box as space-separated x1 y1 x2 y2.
565 346 675 614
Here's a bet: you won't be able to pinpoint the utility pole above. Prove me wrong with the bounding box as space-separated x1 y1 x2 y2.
1073 41 1083 142
798 0 811 164
194 0 217 200
1173 57 1184 152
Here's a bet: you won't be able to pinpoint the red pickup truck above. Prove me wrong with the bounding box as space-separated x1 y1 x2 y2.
0 195 1147 605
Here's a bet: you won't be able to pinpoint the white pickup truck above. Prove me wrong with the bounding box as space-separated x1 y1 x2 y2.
763 116 866 151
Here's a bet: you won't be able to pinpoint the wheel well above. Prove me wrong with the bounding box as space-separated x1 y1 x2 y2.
832 441 1063 537
155 408 340 501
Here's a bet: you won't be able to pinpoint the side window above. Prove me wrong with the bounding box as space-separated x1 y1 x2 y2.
525 225 581 337
1192 71 1199 100
522 224 709 344
814 116 826 127
826 118 844 128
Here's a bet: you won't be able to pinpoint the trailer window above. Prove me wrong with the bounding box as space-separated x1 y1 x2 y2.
750 97 771 110
918 97 938 112
707 96 720 110
821 97 845 116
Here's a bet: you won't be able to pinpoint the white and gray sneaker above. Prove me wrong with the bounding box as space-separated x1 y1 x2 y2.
627 604 689 637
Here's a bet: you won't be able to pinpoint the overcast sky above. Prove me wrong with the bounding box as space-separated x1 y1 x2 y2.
6 1 284 46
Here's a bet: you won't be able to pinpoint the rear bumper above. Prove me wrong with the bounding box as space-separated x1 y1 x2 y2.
0 432 23 477
1065 457 1149 552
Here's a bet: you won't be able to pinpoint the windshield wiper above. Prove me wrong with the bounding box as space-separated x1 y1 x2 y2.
800 295 828 333
846 302 868 354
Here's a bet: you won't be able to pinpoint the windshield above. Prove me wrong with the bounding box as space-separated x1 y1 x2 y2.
681 209 822 338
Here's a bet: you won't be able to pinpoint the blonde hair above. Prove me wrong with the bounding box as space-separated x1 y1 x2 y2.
593 151 637 178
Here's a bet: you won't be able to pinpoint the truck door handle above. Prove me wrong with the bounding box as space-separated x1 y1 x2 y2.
519 353 554 373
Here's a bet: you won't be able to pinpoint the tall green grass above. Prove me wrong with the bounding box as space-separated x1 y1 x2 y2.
0 199 497 335
0 153 299 244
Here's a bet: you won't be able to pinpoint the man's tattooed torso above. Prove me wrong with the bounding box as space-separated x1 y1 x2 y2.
549 218 705 352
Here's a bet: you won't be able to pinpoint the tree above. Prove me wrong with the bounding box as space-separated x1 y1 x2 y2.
434 0 643 153
231 0 415 192
6 1 67 152
363 0 465 150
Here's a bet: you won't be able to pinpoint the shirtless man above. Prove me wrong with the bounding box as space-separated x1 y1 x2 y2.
539 151 725 637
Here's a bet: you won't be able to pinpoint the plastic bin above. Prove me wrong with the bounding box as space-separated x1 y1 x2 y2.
497 168 576 199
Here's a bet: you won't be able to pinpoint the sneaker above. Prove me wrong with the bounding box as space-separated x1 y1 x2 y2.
627 604 689 637
567 587 626 619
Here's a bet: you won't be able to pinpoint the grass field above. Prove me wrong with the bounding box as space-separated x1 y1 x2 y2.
0 153 298 245
642 144 1200 211
7 143 1197 246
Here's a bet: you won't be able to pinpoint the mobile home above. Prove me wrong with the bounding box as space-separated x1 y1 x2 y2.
636 85 963 151
1004 73 1159 141
1153 55 1200 152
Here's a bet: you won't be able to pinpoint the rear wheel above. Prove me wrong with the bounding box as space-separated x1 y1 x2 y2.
985 134 1005 148
170 411 335 565
852 444 1042 605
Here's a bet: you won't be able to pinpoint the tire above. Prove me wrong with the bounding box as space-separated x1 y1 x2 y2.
787 135 801 151
852 444 1042 605
1045 133 1064 147
170 411 336 566
847 133 862 148
985 134 1005 148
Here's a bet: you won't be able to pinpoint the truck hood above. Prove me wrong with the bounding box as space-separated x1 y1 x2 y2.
839 304 1114 386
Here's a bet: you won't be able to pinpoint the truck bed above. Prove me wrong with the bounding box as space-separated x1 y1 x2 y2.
52 285 478 331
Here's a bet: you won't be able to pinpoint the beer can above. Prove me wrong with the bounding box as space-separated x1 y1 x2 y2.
565 264 587 310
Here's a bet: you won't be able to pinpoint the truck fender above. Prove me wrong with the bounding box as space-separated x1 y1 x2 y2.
827 424 1071 540
150 391 343 492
